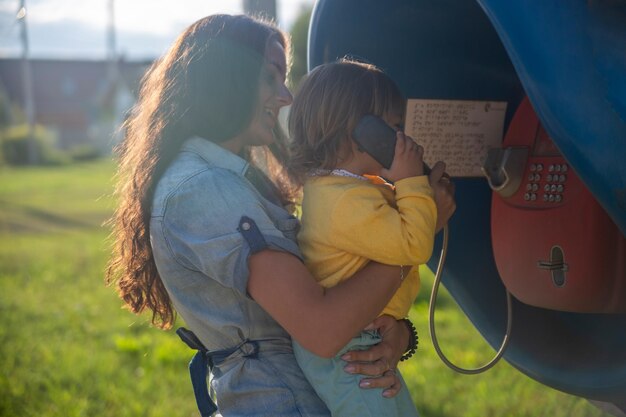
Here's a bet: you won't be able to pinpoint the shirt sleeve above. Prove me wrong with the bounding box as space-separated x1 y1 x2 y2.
328 175 437 266
160 168 301 295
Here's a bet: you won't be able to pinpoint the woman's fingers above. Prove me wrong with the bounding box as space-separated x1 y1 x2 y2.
381 370 403 398
341 316 409 398
358 369 403 398
344 357 391 376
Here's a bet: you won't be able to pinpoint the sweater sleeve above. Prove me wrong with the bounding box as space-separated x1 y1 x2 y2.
328 176 437 266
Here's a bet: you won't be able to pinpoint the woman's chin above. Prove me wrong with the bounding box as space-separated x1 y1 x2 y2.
257 131 276 146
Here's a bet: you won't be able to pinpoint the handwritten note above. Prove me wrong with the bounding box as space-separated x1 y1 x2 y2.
404 99 507 177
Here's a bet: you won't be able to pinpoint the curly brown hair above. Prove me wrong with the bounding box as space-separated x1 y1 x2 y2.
106 14 293 329
287 58 405 185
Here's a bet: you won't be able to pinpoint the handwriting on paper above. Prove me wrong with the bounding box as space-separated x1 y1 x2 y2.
404 99 507 177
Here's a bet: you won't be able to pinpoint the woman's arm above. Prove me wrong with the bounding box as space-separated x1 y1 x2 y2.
247 249 402 358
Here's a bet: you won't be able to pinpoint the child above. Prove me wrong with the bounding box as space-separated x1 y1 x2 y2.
288 58 453 416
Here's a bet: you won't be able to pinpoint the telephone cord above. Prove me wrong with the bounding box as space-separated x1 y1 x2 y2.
428 224 513 374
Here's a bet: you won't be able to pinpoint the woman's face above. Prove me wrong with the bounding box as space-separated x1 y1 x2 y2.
227 39 292 151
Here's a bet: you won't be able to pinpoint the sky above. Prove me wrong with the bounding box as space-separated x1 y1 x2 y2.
0 0 314 60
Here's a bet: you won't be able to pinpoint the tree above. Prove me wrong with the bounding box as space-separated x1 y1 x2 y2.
288 5 312 90
0 85 13 129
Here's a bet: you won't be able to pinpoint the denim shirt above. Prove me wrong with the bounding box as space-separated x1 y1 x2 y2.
150 137 330 416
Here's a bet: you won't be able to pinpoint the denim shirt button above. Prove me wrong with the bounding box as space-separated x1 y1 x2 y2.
241 222 251 231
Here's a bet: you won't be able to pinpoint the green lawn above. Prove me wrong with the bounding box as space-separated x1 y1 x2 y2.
0 160 609 417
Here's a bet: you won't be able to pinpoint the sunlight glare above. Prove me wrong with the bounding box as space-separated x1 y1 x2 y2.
16 7 27 20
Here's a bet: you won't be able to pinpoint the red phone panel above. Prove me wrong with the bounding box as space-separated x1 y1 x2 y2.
491 98 626 313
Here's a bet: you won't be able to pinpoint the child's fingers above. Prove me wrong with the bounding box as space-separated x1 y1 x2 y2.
394 132 406 154
414 142 424 159
385 133 426 180
429 161 446 183
399 134 423 158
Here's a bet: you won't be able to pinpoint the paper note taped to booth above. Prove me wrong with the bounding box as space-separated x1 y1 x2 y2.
404 99 507 177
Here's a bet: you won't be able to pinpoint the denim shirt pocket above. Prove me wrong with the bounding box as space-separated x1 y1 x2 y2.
276 217 300 241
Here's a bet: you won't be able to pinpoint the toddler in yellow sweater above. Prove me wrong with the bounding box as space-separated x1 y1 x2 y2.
287 58 454 417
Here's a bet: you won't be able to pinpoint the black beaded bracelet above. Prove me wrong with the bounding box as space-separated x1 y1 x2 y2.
400 318 418 361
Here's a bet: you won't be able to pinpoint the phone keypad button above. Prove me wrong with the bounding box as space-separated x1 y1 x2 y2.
521 160 567 205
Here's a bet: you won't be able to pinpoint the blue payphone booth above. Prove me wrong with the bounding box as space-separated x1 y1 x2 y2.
308 0 626 411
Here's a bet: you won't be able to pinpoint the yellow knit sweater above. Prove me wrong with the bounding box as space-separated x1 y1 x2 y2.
298 174 437 319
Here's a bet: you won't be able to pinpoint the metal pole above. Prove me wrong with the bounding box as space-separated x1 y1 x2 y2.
106 0 120 149
17 0 37 164
107 0 117 62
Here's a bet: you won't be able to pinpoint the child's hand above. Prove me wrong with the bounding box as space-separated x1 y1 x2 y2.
428 161 456 232
381 132 424 182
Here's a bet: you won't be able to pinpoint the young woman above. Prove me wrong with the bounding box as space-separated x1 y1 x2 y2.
107 14 415 416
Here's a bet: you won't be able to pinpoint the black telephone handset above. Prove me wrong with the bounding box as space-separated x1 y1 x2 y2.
352 115 431 174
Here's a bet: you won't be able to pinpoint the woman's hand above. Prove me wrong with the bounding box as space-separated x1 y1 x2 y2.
340 315 410 398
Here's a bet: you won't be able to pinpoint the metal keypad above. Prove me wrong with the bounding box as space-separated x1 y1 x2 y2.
521 162 569 205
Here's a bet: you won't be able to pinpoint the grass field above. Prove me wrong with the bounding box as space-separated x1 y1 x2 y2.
0 160 609 417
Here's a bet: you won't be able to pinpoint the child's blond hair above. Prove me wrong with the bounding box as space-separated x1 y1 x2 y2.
288 58 405 185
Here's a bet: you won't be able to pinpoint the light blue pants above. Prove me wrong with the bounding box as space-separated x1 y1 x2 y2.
293 330 419 417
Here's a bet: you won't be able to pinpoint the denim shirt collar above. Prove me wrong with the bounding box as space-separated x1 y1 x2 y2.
181 136 249 176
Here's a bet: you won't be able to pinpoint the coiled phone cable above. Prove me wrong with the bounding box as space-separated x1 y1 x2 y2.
428 224 513 374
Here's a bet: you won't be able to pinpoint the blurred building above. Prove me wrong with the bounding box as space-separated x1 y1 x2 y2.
0 58 151 150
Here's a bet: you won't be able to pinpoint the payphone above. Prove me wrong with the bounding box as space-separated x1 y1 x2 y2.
485 98 626 313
